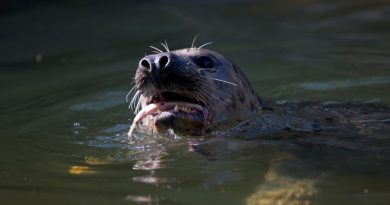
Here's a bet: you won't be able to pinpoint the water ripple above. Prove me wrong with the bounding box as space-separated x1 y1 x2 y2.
299 76 390 91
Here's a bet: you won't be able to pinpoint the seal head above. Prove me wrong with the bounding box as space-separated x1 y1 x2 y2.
129 48 263 136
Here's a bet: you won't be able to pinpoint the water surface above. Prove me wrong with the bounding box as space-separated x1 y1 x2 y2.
1 0 390 204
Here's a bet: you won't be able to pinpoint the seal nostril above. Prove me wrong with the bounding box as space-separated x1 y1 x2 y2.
159 56 169 68
140 59 151 70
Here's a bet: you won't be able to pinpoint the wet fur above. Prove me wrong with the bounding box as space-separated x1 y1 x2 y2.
131 48 263 135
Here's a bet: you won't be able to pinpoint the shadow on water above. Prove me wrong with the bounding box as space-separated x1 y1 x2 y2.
1 0 390 205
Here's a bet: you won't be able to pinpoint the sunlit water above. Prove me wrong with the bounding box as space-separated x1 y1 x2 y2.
1 1 390 204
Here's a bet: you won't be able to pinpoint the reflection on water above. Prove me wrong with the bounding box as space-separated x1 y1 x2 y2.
68 165 97 175
124 195 157 204
1 0 390 205
132 175 169 184
246 153 318 205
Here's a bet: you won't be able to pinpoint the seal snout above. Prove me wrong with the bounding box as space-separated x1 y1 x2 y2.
138 54 171 73
137 53 176 88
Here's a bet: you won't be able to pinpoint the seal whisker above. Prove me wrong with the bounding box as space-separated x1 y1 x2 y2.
210 77 237 86
126 78 136 102
195 90 213 108
149 46 163 53
204 84 235 104
128 91 137 109
129 90 140 109
134 96 142 114
195 89 217 116
197 77 227 94
161 41 170 52
195 92 214 114
126 84 137 103
186 89 211 112
201 82 233 104
201 76 238 86
152 51 161 54
191 34 199 49
189 90 207 107
165 40 170 52
193 92 206 105
182 87 190 101
184 88 209 109
197 84 228 106
197 42 213 49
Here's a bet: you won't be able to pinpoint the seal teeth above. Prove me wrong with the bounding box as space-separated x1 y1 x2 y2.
173 105 192 113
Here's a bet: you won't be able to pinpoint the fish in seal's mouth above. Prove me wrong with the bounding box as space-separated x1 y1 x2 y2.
129 91 210 136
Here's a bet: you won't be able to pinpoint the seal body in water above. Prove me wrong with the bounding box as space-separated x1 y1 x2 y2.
128 48 264 136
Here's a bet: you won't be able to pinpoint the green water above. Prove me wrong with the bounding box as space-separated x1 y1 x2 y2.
1 0 390 204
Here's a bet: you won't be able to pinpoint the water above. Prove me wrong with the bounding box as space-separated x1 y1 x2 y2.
1 0 390 204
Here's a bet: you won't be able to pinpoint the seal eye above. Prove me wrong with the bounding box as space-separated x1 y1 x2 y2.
193 56 214 68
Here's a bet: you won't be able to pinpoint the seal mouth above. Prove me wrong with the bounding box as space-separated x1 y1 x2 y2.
130 91 209 135
147 92 204 106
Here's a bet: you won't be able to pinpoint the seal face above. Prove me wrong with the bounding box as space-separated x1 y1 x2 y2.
128 48 263 137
